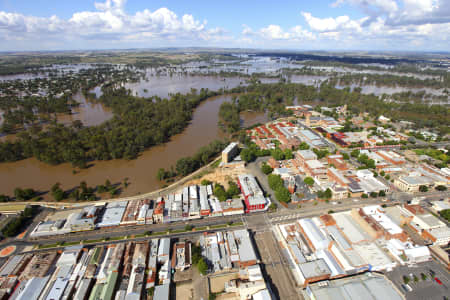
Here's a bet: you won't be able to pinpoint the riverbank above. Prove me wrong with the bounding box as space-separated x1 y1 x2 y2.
0 155 222 209
0 94 267 201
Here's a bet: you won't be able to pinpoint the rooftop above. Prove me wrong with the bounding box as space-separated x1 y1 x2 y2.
305 273 403 300
400 176 434 186
223 142 238 154
299 259 331 279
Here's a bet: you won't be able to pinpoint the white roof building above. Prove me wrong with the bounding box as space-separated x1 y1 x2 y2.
97 201 128 227
298 218 330 251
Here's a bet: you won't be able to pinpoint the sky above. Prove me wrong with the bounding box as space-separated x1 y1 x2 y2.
0 0 449 52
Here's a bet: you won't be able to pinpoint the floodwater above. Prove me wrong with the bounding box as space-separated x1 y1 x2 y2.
0 95 268 199
57 91 113 127
0 60 447 199
125 75 245 98
335 83 447 97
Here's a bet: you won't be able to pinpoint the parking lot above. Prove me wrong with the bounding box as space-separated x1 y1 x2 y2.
385 260 450 300
253 230 302 300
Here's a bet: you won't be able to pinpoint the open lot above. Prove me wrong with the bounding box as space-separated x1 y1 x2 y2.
253 230 302 300
209 272 239 294
385 260 450 300
174 281 194 300
45 208 82 221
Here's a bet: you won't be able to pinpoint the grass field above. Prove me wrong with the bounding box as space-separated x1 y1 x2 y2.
0 204 26 212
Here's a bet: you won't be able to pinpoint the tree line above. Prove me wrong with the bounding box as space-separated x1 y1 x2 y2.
0 86 221 167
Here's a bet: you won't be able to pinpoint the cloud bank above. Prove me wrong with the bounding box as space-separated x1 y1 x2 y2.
0 0 448 51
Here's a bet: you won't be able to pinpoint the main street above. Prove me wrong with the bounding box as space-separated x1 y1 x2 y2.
1 168 448 253
0 194 403 248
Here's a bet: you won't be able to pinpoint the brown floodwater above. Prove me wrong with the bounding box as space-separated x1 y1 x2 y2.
0 95 268 199
0 91 113 142
57 91 113 127
126 75 246 98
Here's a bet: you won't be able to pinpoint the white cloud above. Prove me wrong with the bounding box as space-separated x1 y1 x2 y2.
0 0 223 49
241 24 254 36
0 0 448 51
332 0 450 26
297 0 450 50
301 12 364 32
332 0 398 15
260 25 290 40
299 9 450 50
290 25 316 40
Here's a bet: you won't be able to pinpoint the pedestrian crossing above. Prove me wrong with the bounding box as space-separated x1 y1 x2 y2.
270 213 303 222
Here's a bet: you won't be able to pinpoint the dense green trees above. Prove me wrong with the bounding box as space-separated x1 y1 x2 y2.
268 174 291 203
0 87 220 167
201 179 212 186
304 177 314 186
239 143 270 163
317 188 332 200
329 72 449 89
1 206 35 237
218 101 240 133
261 163 273 175
435 185 447 191
313 148 329 159
275 187 291 203
175 140 227 176
351 149 360 158
0 195 11 202
440 209 450 222
1 78 448 170
197 258 208 275
213 181 241 201
298 142 310 150
51 183 66 201
14 188 36 201
419 185 428 192
190 243 208 275
357 154 376 169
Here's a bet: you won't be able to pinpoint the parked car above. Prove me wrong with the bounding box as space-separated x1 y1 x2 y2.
401 284 413 292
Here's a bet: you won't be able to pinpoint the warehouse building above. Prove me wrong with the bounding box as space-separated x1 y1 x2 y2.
303 273 404 300
97 201 128 228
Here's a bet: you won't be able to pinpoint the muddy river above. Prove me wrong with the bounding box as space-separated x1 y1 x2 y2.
0 95 267 199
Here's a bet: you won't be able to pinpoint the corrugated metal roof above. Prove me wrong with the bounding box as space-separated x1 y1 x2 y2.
154 284 170 300
299 259 331 279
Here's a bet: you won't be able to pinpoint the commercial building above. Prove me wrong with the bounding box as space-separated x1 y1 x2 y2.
394 175 435 192
19 251 58 281
356 170 389 194
171 241 191 271
222 142 239 163
221 199 245 216
376 150 406 165
200 230 258 273
97 201 128 228
327 167 350 187
237 174 269 213
404 204 450 246
303 273 404 300
304 160 327 179
328 154 348 170
158 238 170 263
